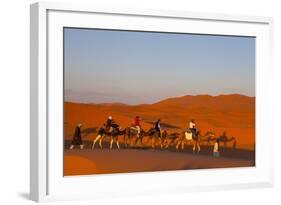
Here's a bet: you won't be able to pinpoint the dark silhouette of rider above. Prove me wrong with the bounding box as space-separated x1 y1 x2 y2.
189 119 197 137
106 116 120 132
155 119 162 138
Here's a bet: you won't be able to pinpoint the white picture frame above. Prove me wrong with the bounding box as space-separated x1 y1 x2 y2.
30 2 274 202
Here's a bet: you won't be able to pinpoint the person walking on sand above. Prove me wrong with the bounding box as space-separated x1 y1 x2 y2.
213 138 220 157
134 116 141 137
69 123 84 150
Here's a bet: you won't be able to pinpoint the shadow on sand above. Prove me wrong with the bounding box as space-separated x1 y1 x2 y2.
64 139 255 161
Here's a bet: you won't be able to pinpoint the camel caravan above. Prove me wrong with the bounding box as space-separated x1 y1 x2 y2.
69 116 237 155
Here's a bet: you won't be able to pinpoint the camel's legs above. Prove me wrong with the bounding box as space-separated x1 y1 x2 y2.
110 136 114 149
171 139 175 148
139 136 143 146
134 137 139 147
130 136 134 147
192 142 196 152
125 135 131 148
176 138 183 150
181 140 185 150
164 140 168 148
164 139 169 148
123 135 126 147
99 135 104 149
92 134 102 149
136 136 142 146
116 139 120 149
137 137 142 147
112 137 120 149
176 142 179 150
151 137 155 149
128 136 132 147
160 138 165 149
124 135 128 147
192 141 200 153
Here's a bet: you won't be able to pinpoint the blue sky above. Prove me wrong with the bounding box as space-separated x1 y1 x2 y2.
64 28 255 104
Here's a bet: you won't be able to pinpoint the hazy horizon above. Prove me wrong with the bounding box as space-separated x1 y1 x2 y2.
64 93 255 105
64 28 255 104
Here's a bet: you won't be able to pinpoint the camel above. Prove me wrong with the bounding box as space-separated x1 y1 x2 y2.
129 128 177 149
92 125 125 149
144 128 161 149
159 130 169 149
123 126 145 148
92 127 107 149
124 127 169 149
164 132 181 147
109 128 126 149
157 130 180 149
175 130 201 153
200 131 217 146
218 133 236 148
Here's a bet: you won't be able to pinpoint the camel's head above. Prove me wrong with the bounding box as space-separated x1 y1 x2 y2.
206 131 215 137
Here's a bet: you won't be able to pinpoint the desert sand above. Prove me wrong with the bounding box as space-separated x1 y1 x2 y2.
64 148 254 176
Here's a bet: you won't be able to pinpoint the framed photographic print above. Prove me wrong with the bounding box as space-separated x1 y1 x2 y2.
30 2 274 202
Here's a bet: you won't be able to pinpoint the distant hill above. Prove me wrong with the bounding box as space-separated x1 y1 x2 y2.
64 94 255 150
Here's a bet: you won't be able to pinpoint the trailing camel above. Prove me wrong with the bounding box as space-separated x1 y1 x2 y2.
199 131 236 149
218 132 236 148
200 131 216 146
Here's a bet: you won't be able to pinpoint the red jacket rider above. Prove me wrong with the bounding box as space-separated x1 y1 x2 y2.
134 116 140 126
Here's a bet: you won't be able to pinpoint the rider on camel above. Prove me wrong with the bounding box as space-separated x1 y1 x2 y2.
155 119 162 138
134 116 141 137
106 116 120 133
189 119 197 137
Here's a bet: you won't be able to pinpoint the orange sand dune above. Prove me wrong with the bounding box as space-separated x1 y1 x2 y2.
64 156 97 176
64 94 255 150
